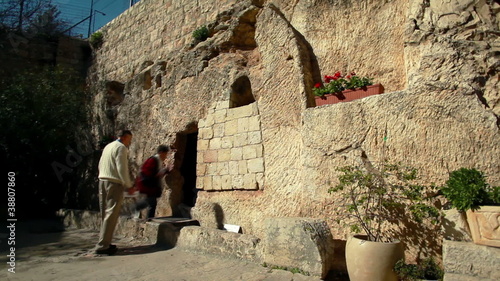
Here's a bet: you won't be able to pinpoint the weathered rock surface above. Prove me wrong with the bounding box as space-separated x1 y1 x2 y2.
177 225 262 262
83 0 500 269
442 209 473 242
443 240 500 281
263 218 335 278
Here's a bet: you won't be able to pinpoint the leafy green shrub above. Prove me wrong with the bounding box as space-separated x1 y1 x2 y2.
442 168 499 211
192 25 209 41
261 263 310 276
0 66 88 217
395 257 444 281
394 259 423 281
89 31 104 48
421 257 444 280
329 163 441 242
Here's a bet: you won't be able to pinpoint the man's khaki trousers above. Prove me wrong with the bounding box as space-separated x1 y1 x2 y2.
95 180 124 251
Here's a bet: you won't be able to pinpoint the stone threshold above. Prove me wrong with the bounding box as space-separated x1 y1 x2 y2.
57 209 262 262
57 209 200 247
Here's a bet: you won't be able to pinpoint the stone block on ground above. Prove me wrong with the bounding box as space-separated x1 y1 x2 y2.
176 225 262 262
442 209 472 242
263 217 335 279
148 217 200 247
443 240 500 281
58 209 200 247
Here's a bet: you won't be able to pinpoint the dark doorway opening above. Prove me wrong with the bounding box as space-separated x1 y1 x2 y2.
179 132 198 208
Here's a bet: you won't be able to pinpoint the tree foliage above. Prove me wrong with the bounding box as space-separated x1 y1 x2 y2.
0 0 67 36
0 66 89 218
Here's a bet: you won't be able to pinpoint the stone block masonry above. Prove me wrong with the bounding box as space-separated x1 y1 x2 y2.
197 101 264 191
95 0 239 82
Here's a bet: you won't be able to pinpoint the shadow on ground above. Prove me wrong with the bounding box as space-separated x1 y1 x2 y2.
0 217 65 253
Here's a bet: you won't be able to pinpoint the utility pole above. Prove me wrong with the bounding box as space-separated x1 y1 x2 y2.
130 0 134 7
88 0 94 37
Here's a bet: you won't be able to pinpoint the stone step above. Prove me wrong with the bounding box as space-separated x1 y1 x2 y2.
443 240 500 281
57 209 199 247
144 216 200 248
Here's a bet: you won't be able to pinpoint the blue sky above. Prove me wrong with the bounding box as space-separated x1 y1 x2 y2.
53 0 139 38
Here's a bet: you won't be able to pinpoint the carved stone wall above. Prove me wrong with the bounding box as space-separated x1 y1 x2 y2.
86 0 500 267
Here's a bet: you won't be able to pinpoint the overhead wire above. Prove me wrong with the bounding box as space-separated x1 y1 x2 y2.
99 0 119 12
50 0 131 37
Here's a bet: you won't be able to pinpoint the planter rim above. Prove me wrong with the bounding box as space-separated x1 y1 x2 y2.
314 83 384 99
351 234 401 244
472 205 500 212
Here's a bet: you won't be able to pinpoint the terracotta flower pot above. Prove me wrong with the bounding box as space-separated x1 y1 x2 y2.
465 205 500 248
345 235 404 281
314 84 385 106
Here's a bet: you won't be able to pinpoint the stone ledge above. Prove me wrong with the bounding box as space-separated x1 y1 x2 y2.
263 218 335 278
176 225 262 262
57 209 199 246
444 273 487 281
443 240 500 281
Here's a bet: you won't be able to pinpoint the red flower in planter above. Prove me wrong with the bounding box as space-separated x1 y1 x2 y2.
313 71 374 98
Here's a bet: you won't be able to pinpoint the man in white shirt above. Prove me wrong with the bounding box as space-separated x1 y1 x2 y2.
94 130 133 255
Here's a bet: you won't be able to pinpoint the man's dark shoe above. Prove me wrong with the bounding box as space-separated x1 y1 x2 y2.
109 244 117 250
95 246 118 255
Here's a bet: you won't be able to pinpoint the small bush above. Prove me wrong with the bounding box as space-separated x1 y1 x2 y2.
329 163 441 242
395 258 444 281
192 25 209 41
89 31 104 48
442 168 499 211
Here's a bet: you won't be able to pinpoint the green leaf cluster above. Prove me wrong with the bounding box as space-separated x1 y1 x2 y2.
262 263 310 276
441 168 499 211
313 73 373 97
344 76 373 90
394 257 443 281
89 31 104 49
192 25 209 41
0 66 89 217
329 163 441 242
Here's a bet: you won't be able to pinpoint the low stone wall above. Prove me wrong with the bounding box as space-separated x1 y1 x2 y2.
57 209 150 242
262 218 335 278
177 226 262 262
443 240 500 281
441 208 500 280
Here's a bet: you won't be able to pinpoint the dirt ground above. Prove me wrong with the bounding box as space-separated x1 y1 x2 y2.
0 219 347 281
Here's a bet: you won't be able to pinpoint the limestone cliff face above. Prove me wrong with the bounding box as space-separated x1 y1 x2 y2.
87 0 499 263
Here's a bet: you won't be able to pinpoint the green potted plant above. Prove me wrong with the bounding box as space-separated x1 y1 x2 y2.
441 168 500 247
313 71 384 106
329 163 441 281
394 257 444 281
